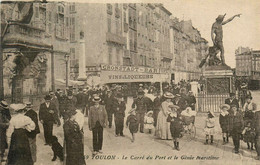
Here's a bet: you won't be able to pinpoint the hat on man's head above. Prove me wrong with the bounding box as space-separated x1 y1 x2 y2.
67 90 73 96
230 93 235 97
0 100 8 108
49 91 55 95
10 103 26 112
116 93 123 98
78 88 83 91
220 104 230 110
92 96 101 103
25 101 32 108
56 89 61 92
44 95 52 101
163 92 174 99
175 94 181 97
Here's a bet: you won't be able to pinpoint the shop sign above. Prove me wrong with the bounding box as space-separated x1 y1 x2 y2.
100 64 170 74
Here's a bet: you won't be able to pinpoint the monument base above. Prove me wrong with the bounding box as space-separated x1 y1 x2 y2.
204 65 234 94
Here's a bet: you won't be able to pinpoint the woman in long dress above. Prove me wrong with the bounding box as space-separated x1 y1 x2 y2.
7 104 35 165
155 92 174 140
64 109 86 165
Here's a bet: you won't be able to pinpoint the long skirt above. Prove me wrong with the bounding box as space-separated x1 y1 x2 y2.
7 128 33 165
155 111 172 140
0 128 8 154
28 137 37 162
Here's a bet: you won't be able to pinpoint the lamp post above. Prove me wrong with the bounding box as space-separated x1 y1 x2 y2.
64 54 70 87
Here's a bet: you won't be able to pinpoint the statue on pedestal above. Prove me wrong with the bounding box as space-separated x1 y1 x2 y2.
199 13 241 68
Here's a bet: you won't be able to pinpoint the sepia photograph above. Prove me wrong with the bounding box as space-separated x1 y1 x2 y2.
0 0 260 164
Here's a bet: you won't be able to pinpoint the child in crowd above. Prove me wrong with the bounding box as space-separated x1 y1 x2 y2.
144 111 154 134
167 104 183 151
126 109 138 142
242 121 255 150
204 111 215 145
219 104 230 145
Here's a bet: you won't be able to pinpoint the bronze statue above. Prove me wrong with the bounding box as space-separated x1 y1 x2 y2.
199 14 241 68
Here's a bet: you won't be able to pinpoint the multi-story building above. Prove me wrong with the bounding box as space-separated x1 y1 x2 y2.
236 48 260 80
170 18 208 82
1 2 70 103
70 3 172 88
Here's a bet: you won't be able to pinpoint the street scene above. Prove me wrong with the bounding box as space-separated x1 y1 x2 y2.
0 0 260 165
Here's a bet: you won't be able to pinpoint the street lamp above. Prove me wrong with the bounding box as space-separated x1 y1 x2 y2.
64 54 70 87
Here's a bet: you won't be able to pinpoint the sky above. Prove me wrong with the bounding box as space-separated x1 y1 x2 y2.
164 0 260 68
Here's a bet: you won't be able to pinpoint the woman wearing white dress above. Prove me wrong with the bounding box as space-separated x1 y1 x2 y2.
155 92 174 140
7 104 35 165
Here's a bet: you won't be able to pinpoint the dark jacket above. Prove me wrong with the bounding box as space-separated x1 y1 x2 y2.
153 97 161 112
187 95 196 110
173 97 187 111
88 105 108 129
64 120 85 165
225 98 239 108
25 109 40 139
39 102 60 124
76 92 86 109
104 95 116 113
229 110 244 133
113 101 126 119
132 96 148 113
253 111 260 136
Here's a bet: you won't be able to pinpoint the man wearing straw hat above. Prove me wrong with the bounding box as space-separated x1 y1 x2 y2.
0 100 11 162
24 102 40 163
88 96 108 155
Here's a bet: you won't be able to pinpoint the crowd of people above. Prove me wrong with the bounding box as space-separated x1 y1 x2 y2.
1 81 260 164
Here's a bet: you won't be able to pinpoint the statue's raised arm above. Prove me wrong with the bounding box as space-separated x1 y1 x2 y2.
222 14 241 25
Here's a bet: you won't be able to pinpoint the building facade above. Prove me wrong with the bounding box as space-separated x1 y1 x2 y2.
1 2 70 103
170 17 208 83
236 48 260 80
70 3 173 87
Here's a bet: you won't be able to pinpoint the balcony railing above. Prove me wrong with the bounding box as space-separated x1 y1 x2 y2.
3 23 49 46
106 32 126 45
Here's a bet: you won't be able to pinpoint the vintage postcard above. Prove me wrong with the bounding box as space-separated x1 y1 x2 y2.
0 0 260 165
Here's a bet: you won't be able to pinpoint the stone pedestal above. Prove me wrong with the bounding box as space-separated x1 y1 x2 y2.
204 65 234 94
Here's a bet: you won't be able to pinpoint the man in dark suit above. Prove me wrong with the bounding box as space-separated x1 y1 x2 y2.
225 93 239 108
173 94 188 113
113 93 126 137
25 102 40 163
132 89 149 133
39 95 60 145
76 88 86 114
104 90 115 128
